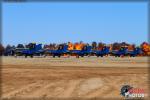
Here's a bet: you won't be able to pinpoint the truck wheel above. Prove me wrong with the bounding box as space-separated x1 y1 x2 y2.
76 55 79 58
121 55 124 57
25 55 27 58
68 55 70 58
43 54 46 58
30 55 33 58
14 54 17 58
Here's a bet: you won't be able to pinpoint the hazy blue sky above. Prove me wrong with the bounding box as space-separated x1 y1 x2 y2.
2 2 148 46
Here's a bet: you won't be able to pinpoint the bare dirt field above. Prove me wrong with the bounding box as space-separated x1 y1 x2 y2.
0 56 149 100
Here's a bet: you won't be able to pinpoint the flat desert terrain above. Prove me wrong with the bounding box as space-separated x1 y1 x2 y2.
0 56 149 100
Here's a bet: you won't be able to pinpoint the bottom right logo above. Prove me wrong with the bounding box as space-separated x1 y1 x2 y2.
120 85 145 98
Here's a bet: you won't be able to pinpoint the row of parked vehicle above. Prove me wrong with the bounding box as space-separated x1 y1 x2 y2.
1 42 143 58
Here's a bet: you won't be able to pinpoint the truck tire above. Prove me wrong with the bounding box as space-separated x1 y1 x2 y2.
30 55 33 58
76 55 79 58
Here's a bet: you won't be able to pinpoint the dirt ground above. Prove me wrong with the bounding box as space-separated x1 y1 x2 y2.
0 56 149 100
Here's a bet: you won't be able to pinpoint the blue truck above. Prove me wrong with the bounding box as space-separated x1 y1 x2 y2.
111 47 142 57
45 44 69 58
15 43 44 58
4 46 15 56
70 45 92 58
45 45 92 58
92 46 110 57
126 47 142 57
111 47 128 57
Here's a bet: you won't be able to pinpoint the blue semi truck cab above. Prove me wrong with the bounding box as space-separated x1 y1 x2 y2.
126 47 142 57
15 43 44 58
70 45 92 58
92 46 110 57
111 47 128 57
45 45 69 58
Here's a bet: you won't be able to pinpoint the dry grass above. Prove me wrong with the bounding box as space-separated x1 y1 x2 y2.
1 56 149 100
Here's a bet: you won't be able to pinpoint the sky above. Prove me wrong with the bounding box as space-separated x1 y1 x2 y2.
2 2 148 46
